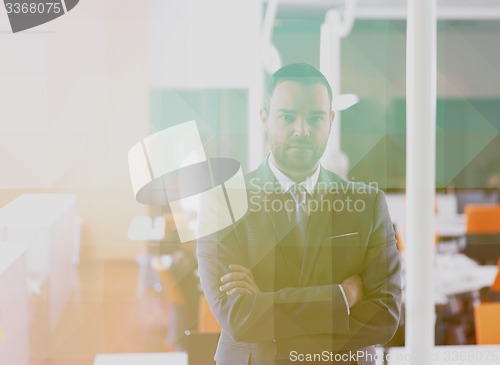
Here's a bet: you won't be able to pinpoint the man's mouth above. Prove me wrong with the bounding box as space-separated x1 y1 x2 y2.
288 144 313 150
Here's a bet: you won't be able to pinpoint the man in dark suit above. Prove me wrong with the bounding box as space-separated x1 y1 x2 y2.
197 63 402 364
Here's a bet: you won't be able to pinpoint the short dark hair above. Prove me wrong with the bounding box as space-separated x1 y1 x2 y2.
264 63 333 112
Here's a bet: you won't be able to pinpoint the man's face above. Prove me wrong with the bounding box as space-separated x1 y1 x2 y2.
261 80 334 176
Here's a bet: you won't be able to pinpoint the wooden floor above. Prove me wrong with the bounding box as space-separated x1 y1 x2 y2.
32 261 172 365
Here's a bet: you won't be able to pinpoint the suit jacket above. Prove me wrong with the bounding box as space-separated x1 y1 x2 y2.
196 162 402 365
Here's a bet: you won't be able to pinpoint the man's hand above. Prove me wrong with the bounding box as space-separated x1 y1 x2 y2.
220 264 260 295
341 275 363 308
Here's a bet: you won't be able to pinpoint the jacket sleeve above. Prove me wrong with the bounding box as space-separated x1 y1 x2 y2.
197 226 350 343
345 190 402 348
196 190 402 348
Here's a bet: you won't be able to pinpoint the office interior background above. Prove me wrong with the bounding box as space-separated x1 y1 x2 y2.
1 0 500 364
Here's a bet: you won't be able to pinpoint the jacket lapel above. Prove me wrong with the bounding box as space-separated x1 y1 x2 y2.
254 162 282 242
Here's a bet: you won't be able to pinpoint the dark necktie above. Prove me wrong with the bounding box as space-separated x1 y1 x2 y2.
288 185 309 257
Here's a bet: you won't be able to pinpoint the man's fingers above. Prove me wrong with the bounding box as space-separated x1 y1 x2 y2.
220 272 248 283
226 287 252 295
220 280 247 292
343 275 361 284
220 264 261 294
341 275 364 308
342 275 363 290
220 280 258 293
228 264 252 274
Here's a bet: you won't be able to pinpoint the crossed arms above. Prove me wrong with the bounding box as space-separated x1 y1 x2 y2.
196 190 402 351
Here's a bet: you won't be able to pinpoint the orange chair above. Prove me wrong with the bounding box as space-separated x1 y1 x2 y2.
463 204 500 264
198 294 221 332
474 302 500 344
465 204 500 234
152 257 220 332
491 258 500 292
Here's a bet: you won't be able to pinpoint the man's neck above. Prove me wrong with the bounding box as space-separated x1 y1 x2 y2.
269 155 318 183
283 170 315 184
268 155 321 197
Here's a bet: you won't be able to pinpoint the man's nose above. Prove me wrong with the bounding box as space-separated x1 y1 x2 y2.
292 118 310 137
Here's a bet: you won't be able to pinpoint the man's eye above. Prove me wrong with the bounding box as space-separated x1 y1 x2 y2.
308 116 324 124
280 114 296 123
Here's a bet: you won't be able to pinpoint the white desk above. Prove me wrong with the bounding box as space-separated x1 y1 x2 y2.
437 215 466 238
128 216 166 297
93 352 187 365
385 194 406 229
0 244 29 365
0 194 77 364
434 254 498 303
127 216 166 241
383 345 500 365
401 254 498 305
386 194 461 231
0 194 76 330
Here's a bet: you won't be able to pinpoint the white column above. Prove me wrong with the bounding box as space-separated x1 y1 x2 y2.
247 74 266 172
320 11 342 155
319 1 357 178
320 10 349 177
405 1 437 364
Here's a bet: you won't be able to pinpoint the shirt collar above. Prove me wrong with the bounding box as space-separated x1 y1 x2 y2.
267 154 320 196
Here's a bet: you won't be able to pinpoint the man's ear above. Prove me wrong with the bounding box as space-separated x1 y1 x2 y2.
330 110 335 125
260 108 269 132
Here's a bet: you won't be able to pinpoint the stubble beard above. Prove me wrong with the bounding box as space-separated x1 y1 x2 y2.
273 143 325 175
